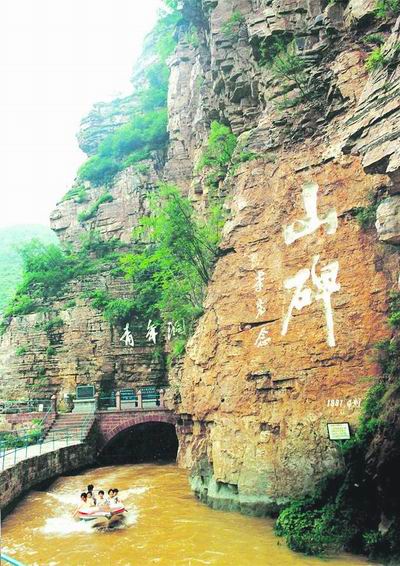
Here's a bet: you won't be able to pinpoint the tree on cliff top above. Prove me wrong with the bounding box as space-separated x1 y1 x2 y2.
76 4 180 189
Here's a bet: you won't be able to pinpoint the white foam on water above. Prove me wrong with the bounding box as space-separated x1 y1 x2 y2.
47 491 80 506
121 509 138 527
40 508 138 535
40 515 98 535
124 486 149 496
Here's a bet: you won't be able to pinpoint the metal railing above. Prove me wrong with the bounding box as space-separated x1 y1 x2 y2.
0 405 53 449
0 398 52 414
0 419 93 472
0 553 26 566
98 393 117 410
95 387 163 411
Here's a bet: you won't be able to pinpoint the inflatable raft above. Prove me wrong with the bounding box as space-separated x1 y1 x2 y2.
79 506 126 528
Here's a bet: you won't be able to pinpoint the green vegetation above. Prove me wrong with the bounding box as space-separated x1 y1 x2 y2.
80 229 122 257
271 42 312 108
46 346 57 356
184 25 200 48
1 233 126 329
15 346 27 356
258 37 327 110
75 1 179 189
355 201 378 228
362 33 385 46
0 420 43 448
4 294 37 318
275 382 388 556
196 121 237 190
365 43 400 72
78 109 169 187
221 11 245 38
375 337 400 375
0 225 57 314
78 157 122 188
133 162 150 175
86 290 136 325
78 193 114 222
365 46 387 71
40 316 64 334
29 366 49 390
61 185 88 203
234 151 260 163
258 35 292 66
388 291 400 328
65 299 76 309
375 0 400 18
120 184 225 360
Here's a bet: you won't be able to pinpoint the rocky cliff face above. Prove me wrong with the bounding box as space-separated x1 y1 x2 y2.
77 94 137 156
0 163 165 401
166 0 400 512
0 0 399 516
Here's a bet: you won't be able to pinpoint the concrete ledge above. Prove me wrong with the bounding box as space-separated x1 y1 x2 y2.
190 473 286 518
0 443 94 514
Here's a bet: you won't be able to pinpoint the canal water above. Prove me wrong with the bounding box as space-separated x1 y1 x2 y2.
1 464 371 566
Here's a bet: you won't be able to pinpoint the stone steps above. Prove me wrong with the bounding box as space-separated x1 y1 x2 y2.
43 414 95 442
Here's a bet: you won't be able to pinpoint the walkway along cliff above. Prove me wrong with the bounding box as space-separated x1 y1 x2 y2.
1 0 400 559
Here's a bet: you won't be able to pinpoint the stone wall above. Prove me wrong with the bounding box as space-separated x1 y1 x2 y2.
0 443 94 514
0 412 56 434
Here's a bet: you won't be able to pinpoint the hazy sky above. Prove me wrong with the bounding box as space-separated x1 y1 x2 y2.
0 0 162 229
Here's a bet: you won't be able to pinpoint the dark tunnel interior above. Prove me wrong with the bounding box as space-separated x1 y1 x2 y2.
99 422 178 465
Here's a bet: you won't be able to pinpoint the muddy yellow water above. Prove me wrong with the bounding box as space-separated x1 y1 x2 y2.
1 464 371 566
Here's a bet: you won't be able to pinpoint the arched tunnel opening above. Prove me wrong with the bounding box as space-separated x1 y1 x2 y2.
99 422 178 465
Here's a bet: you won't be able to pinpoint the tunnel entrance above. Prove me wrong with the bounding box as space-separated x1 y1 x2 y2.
99 422 178 465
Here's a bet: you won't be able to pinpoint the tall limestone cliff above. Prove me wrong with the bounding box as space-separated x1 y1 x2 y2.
165 0 400 517
0 0 400 538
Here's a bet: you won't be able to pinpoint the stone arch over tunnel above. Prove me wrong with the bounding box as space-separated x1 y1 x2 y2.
97 412 179 465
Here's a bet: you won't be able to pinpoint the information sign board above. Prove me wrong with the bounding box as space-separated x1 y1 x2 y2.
327 422 351 441
76 385 95 400
121 389 136 401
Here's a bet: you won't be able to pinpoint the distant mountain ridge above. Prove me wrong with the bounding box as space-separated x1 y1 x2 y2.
0 224 56 313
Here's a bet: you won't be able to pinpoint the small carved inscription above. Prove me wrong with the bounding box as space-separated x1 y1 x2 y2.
326 398 361 409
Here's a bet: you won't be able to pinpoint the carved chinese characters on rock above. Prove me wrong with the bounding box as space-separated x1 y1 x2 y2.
119 319 186 348
282 182 339 347
283 182 338 245
146 320 158 344
166 320 185 342
120 323 135 347
254 270 270 347
282 255 340 347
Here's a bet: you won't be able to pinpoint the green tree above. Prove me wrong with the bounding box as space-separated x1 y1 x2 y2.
196 122 237 190
120 184 225 356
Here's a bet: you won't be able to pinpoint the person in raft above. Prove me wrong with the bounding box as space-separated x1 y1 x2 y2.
96 490 109 511
73 492 89 517
112 488 127 511
87 484 96 505
106 488 115 504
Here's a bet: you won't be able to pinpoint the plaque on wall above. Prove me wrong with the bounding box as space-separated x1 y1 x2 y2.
327 422 351 440
121 389 136 401
76 385 95 400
